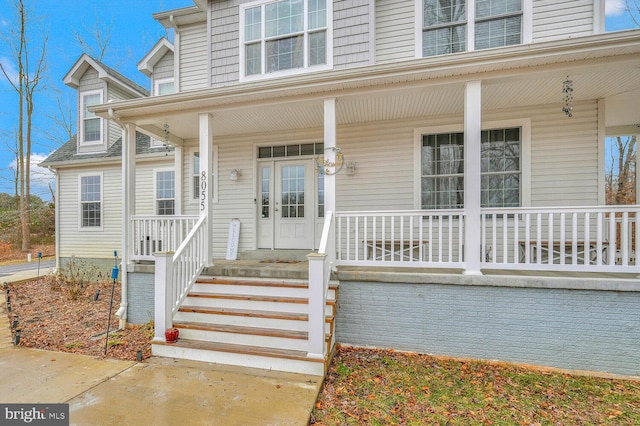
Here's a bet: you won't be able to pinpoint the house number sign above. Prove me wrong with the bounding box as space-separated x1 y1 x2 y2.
200 171 207 211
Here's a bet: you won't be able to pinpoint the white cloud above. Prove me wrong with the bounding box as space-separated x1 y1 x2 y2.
0 56 18 86
9 153 56 198
606 0 627 16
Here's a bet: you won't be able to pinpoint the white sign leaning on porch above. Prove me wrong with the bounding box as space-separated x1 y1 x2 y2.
226 219 241 260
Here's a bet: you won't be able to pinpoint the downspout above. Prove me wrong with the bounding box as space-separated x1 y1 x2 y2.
47 166 60 272
109 108 128 327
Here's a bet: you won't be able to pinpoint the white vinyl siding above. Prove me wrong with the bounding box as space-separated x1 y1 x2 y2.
153 51 175 82
532 0 595 42
57 160 172 259
179 24 208 91
58 167 120 257
376 0 415 63
333 0 371 68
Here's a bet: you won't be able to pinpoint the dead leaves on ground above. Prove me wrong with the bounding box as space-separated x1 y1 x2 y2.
311 345 640 425
7 277 152 361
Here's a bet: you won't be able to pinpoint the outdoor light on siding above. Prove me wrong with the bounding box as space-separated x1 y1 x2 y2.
346 161 356 176
562 76 573 118
230 169 241 181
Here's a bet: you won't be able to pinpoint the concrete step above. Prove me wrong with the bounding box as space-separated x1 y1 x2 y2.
204 260 309 280
237 250 312 262
152 339 327 376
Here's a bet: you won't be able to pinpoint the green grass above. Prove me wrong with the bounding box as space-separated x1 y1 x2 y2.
311 346 640 425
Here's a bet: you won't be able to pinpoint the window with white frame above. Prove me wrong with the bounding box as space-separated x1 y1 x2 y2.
241 0 330 77
80 174 102 228
154 78 174 96
155 169 175 215
420 0 522 57
192 151 200 200
421 127 521 209
80 90 103 144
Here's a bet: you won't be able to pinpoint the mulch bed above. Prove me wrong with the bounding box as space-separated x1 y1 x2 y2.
5 276 152 361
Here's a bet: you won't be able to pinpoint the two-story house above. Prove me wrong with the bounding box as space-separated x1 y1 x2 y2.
42 0 640 377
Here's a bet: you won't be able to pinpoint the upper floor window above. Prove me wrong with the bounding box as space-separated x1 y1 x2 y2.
80 90 103 145
80 174 102 228
241 0 331 78
154 78 175 96
420 0 522 57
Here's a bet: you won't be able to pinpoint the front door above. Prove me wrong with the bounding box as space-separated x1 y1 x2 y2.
274 161 315 249
257 158 316 249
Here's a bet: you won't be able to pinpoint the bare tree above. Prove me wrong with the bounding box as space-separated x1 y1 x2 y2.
626 0 640 27
0 0 48 251
606 135 637 205
73 12 121 66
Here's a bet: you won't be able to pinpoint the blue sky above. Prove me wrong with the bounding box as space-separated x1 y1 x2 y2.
0 0 637 201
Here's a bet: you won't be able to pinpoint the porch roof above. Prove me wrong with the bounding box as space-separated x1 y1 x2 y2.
94 30 640 141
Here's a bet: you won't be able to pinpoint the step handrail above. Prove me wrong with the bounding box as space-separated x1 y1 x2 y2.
154 215 207 341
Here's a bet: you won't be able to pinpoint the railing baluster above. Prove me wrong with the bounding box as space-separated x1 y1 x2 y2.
548 213 554 266
622 211 629 266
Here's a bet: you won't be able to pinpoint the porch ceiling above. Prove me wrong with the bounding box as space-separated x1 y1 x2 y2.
104 31 640 141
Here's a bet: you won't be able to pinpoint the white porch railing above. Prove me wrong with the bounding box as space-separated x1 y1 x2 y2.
131 215 199 261
334 207 639 273
335 210 466 268
307 211 334 359
154 215 208 341
481 206 639 273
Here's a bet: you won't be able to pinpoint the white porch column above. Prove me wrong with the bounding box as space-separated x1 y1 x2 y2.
464 81 482 275
153 252 174 341
118 123 137 327
199 113 213 265
174 146 183 216
324 98 336 217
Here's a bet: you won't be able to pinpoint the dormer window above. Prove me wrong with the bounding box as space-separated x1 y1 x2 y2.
80 90 103 145
240 0 332 79
419 0 524 57
154 78 175 96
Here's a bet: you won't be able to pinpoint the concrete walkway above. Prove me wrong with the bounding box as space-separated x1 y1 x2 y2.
0 268 322 425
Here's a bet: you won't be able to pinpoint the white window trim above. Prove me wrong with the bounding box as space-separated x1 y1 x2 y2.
239 0 334 81
153 77 175 96
414 0 532 58
189 146 219 204
79 89 104 146
413 118 531 209
78 172 103 231
154 167 176 215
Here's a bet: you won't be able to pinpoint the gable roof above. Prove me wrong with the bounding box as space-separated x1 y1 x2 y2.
63 53 149 97
137 38 174 77
40 132 173 168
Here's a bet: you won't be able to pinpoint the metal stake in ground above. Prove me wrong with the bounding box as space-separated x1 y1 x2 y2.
37 252 42 281
104 256 119 355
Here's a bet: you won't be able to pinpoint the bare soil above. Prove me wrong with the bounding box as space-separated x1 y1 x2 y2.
6 276 152 361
